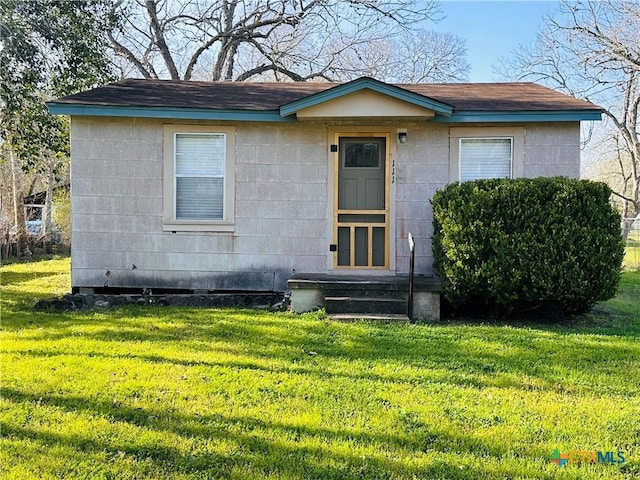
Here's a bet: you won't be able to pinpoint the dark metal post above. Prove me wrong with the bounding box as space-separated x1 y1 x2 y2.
407 232 415 321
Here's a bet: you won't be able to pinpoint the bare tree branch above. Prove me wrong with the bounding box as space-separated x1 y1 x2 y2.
144 0 180 79
499 0 640 221
108 0 450 83
235 63 305 82
108 30 155 79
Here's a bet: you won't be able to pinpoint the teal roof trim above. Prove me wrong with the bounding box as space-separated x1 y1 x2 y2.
46 103 602 124
431 110 602 123
45 103 296 122
279 77 453 117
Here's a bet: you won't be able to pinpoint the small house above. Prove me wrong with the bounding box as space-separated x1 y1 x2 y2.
47 77 602 319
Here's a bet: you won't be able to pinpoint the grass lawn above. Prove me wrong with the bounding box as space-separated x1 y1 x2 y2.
1 257 639 479
625 228 640 270
625 245 640 270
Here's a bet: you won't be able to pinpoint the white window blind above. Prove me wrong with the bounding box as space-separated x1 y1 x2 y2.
175 133 225 220
459 138 512 182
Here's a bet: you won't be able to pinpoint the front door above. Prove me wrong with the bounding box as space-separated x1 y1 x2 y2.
334 135 389 268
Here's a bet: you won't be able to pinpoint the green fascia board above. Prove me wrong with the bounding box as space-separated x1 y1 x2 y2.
46 103 602 124
279 77 454 117
431 110 603 123
45 103 296 122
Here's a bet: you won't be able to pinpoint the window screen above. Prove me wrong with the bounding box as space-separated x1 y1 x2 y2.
175 133 225 220
459 138 512 181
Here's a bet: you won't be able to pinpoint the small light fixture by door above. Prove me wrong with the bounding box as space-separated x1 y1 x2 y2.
397 129 407 144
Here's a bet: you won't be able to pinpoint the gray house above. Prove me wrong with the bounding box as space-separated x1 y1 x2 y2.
47 77 601 319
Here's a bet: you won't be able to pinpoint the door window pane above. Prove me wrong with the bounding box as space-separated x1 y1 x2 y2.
343 139 381 168
337 227 351 266
355 227 368 266
372 227 385 266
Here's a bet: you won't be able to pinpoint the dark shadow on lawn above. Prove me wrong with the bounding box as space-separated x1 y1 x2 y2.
1 387 555 480
5 306 639 397
436 312 640 337
6 295 639 339
0 270 67 287
14 318 639 397
12 346 522 392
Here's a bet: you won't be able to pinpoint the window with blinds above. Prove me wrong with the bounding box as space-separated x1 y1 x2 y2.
459 138 512 182
174 133 225 220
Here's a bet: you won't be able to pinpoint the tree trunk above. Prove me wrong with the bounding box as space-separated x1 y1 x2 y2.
10 147 29 256
43 159 55 253
622 217 635 240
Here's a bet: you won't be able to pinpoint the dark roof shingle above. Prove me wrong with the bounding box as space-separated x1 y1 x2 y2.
51 78 601 113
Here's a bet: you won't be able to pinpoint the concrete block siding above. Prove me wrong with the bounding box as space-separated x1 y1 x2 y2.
395 124 450 274
523 123 581 177
70 117 580 291
71 118 330 291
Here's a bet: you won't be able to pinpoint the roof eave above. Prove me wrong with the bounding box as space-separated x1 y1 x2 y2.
46 103 603 124
431 110 603 123
45 103 295 122
279 77 453 117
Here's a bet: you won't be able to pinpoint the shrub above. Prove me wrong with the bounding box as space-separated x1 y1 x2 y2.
432 177 625 315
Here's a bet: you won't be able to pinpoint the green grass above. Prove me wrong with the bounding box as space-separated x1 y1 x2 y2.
625 227 640 270
1 257 639 479
624 245 640 270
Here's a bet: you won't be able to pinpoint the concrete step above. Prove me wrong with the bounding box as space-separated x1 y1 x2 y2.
329 313 410 322
289 273 441 292
288 273 441 320
325 296 407 315
323 287 407 300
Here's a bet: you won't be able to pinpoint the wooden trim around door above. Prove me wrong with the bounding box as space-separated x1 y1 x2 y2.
332 132 390 269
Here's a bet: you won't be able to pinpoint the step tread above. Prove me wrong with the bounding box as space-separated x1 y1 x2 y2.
325 296 406 303
329 313 410 322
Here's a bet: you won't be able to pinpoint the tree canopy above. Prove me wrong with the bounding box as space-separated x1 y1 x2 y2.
1 0 114 163
0 0 470 255
108 0 468 83
0 0 115 254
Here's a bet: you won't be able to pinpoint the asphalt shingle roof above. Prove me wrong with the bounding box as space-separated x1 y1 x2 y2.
51 78 601 113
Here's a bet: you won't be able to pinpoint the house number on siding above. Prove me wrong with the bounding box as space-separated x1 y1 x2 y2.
392 158 395 184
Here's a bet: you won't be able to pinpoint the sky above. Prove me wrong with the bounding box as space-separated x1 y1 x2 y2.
431 0 559 82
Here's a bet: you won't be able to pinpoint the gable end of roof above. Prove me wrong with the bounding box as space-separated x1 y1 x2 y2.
279 77 453 117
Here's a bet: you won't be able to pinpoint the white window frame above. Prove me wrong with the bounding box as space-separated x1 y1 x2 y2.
163 125 235 232
449 127 524 182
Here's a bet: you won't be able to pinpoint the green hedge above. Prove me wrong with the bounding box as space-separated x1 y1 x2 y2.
432 177 624 315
